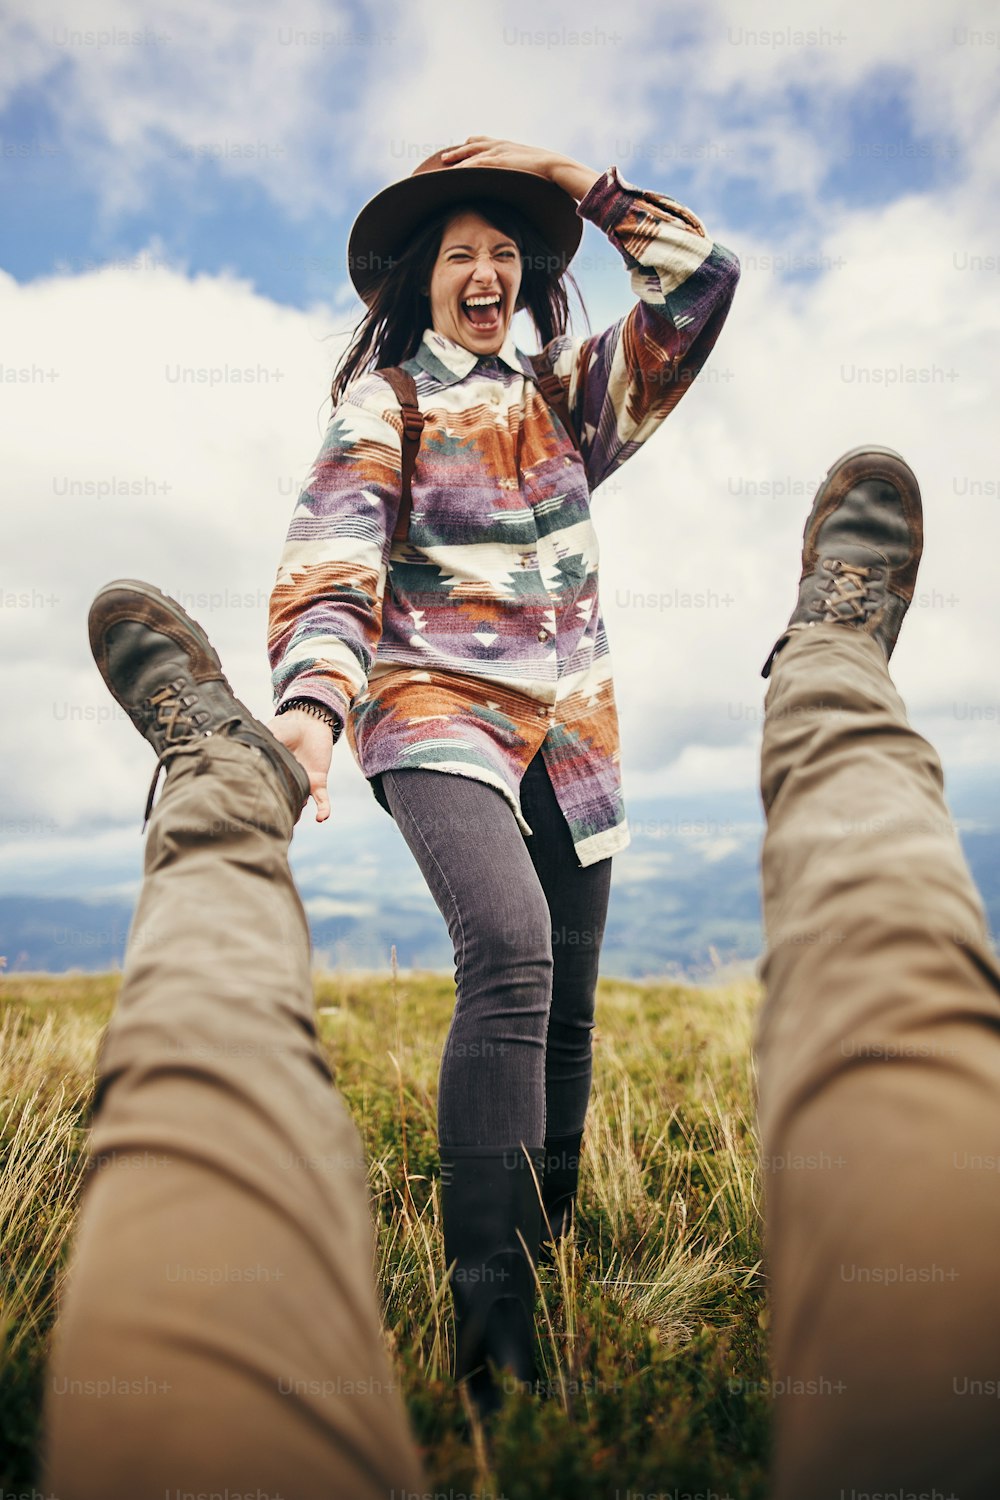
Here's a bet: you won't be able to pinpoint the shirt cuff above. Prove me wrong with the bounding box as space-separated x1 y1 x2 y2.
576 164 708 250
575 165 635 235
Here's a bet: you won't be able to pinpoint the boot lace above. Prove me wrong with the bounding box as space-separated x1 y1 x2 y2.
140 678 239 829
147 677 212 742
813 558 883 623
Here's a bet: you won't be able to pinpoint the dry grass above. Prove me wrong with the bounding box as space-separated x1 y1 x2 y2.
0 968 771 1498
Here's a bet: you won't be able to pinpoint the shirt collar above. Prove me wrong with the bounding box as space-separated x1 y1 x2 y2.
413 326 539 387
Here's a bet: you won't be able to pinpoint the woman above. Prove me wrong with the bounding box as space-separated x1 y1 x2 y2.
267 136 740 1414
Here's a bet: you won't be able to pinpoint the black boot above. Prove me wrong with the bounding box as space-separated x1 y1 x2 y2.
438 1144 543 1419
538 1128 584 1266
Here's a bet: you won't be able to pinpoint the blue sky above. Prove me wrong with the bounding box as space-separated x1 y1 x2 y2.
2 0 999 918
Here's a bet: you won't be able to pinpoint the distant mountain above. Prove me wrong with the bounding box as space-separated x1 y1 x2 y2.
0 894 136 975
3 790 997 979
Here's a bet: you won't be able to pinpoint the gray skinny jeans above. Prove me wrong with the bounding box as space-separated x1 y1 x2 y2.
376 748 613 1150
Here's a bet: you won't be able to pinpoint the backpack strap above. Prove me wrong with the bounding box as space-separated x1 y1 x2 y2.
377 365 424 542
528 348 580 452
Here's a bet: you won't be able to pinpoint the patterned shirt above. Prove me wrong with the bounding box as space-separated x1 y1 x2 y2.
269 165 740 866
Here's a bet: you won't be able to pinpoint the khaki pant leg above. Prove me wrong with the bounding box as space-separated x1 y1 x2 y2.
756 626 1000 1500
42 735 424 1500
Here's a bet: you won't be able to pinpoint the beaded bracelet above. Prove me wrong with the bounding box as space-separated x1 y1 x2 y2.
276 697 342 739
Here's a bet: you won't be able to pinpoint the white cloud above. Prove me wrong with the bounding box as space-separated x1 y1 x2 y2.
677 0 1000 202
0 255 369 835
304 896 376 919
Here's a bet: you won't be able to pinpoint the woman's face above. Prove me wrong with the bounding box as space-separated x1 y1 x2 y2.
426 209 523 355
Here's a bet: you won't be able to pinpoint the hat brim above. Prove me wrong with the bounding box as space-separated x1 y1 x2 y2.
347 165 583 306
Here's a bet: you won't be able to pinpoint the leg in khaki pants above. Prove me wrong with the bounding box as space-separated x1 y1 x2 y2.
757 624 1000 1498
42 733 424 1499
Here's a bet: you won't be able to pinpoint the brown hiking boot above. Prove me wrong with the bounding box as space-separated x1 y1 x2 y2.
88 579 310 824
762 446 923 678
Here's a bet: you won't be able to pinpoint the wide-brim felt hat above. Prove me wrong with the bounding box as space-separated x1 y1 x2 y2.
347 147 584 306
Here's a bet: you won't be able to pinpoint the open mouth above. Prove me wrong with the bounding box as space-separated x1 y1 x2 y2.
461 293 502 333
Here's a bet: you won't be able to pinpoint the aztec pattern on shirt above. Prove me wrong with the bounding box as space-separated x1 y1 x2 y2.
269 164 740 865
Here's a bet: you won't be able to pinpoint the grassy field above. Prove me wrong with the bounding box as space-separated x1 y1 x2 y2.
0 967 772 1498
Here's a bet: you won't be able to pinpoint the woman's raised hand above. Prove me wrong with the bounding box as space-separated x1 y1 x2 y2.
440 136 600 203
267 711 334 822
440 137 558 178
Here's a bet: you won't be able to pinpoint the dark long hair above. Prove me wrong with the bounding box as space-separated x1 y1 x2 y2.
330 196 589 407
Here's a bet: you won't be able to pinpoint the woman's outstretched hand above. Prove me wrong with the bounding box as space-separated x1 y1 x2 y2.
441 136 599 202
268 711 334 822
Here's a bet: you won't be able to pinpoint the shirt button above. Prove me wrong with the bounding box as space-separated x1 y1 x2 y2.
536 706 548 718
537 628 549 642
490 389 502 405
